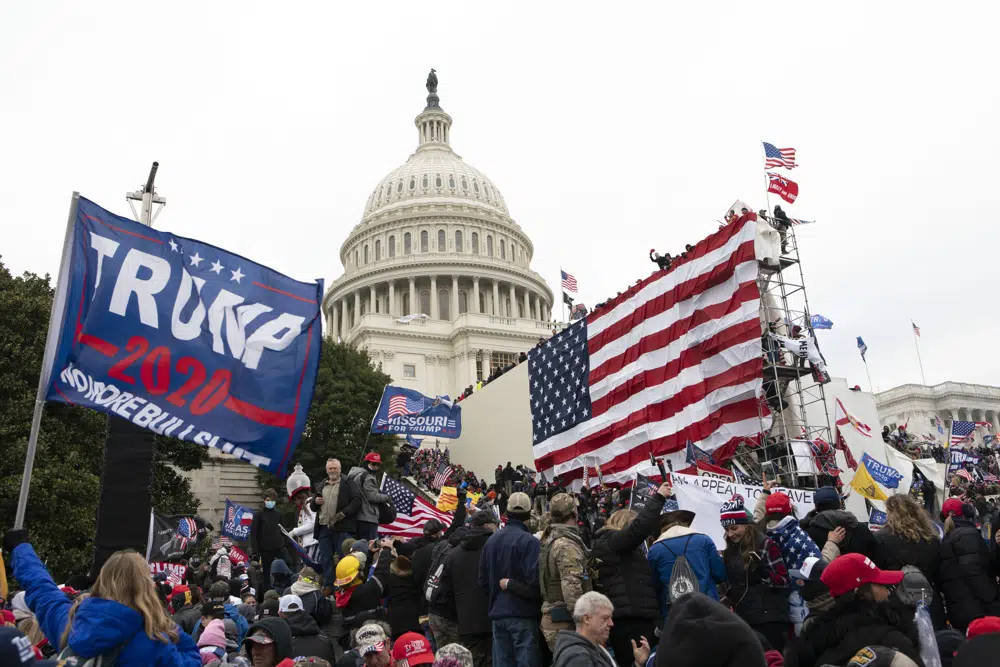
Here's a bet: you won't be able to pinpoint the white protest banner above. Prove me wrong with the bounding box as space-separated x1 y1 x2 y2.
669 473 815 550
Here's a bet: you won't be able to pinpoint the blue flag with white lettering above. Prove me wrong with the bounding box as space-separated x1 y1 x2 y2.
46 197 322 475
222 499 255 542
371 386 461 437
861 452 905 489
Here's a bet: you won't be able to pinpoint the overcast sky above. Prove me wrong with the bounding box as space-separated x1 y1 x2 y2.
2 3 997 395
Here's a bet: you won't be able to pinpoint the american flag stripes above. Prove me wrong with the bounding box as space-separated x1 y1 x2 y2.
950 420 976 447
379 476 453 539
388 395 424 419
561 270 578 293
763 142 798 169
911 321 921 337
529 218 764 486
432 462 454 489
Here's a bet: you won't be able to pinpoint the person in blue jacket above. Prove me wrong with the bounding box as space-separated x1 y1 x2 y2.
5 528 200 666
647 509 726 621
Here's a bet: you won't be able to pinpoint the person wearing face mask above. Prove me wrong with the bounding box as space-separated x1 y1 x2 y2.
251 488 291 591
784 553 920 667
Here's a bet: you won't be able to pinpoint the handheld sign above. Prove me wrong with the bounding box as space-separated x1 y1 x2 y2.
46 198 322 475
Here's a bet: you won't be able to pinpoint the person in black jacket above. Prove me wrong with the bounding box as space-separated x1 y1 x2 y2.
801 486 878 560
937 498 1000 632
334 539 393 645
170 586 203 635
503 462 515 495
412 490 467 638
251 488 291 589
873 493 946 629
278 594 337 662
785 553 919 667
310 458 363 589
590 481 669 666
441 511 498 666
383 551 423 640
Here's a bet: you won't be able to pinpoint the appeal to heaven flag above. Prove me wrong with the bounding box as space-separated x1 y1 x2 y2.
849 464 888 502
47 198 323 475
529 216 763 486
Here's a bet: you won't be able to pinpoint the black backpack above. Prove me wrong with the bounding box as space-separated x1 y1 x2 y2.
423 541 457 604
377 500 397 525
663 537 701 603
57 644 124 667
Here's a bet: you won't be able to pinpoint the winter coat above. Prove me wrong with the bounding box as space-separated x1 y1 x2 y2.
385 557 423 639
336 548 392 632
172 604 203 636
589 492 663 620
800 509 877 560
427 528 467 622
551 630 616 667
937 517 1000 631
784 599 922 667
479 519 543 620
290 502 318 550
873 529 946 629
444 527 493 637
242 617 293 663
540 524 591 618
308 476 363 536
347 466 390 524
283 611 336 663
647 527 727 621
250 507 285 554
412 500 466 618
12 543 200 667
722 534 790 627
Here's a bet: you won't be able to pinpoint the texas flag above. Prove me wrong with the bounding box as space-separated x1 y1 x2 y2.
240 510 254 526
767 173 799 204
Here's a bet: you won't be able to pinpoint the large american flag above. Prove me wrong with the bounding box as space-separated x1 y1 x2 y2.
530 218 764 486
763 142 797 169
388 395 424 419
378 476 453 539
561 270 578 293
950 420 976 447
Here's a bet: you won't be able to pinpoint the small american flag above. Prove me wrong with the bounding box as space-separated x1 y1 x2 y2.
936 415 944 435
763 142 798 169
911 321 921 337
560 270 578 293
432 462 454 489
379 476 453 539
950 420 976 447
789 218 814 225
388 395 424 419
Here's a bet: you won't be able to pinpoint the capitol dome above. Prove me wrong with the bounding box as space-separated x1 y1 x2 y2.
323 72 554 399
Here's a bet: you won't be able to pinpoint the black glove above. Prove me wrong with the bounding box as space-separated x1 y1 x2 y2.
4 528 29 554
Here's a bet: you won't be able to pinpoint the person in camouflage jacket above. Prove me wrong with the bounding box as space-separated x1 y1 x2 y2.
539 492 593 652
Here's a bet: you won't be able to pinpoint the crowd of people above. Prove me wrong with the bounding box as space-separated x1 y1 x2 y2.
5 446 1000 667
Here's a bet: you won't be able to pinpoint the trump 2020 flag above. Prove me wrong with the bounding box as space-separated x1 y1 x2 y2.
147 512 211 562
45 198 322 475
222 499 255 542
809 314 833 330
371 386 462 437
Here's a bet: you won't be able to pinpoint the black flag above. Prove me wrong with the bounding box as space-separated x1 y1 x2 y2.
146 513 212 562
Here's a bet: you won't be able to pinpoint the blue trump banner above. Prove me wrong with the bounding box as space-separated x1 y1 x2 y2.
371 386 461 437
222 499 255 542
861 452 905 489
46 197 322 476
869 507 888 527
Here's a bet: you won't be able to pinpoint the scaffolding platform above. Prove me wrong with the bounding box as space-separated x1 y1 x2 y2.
763 364 814 382
757 256 798 274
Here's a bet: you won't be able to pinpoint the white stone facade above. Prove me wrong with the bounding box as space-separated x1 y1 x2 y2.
322 84 555 397
874 381 1000 441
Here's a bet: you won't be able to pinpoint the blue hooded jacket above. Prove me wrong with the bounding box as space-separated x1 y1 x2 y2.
646 526 727 621
478 519 541 620
13 543 200 667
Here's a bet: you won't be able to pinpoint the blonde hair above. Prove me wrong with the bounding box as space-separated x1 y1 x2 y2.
17 616 45 646
884 494 937 542
944 514 956 534
61 551 179 648
606 509 638 532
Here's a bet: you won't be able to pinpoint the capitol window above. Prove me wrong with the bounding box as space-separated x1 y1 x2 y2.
422 174 429 189
435 175 442 188
473 180 480 194
471 232 479 254
375 239 381 260
384 184 391 200
439 289 450 321
500 239 506 259
461 177 468 191
438 229 446 251
459 290 468 314
449 175 456 189
364 245 369 264
419 290 430 316
455 230 463 252
420 230 429 253
409 177 415 191
355 250 359 267
397 180 403 194
487 236 493 256
404 233 412 255
388 235 395 258
403 364 416 379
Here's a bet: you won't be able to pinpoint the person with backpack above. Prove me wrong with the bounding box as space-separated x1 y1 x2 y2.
647 506 726 623
800 486 878 560
382 546 423 641
937 498 1000 632
5 529 201 666
441 510 499 666
539 493 591 652
412 491 467 646
348 453 392 541
286 567 333 629
719 495 791 652
589 480 670 667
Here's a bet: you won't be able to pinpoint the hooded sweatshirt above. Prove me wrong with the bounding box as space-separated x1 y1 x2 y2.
656 592 767 667
197 619 228 666
12 542 200 667
241 617 294 663
282 611 336 663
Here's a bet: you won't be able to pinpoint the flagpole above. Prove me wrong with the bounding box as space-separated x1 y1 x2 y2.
358 383 389 466
863 358 874 394
761 144 773 214
559 268 566 324
14 192 80 529
911 321 927 385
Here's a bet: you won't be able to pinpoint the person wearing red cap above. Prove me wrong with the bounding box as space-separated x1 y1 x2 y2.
785 553 921 667
938 497 1000 632
349 452 392 542
390 631 434 666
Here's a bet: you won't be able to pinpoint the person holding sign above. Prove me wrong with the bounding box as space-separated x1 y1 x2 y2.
590 480 671 667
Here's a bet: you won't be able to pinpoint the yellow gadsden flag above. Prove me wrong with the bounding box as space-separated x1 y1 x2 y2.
850 464 888 502
437 486 459 512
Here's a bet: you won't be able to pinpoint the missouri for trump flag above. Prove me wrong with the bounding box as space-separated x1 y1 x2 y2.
529 216 764 486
